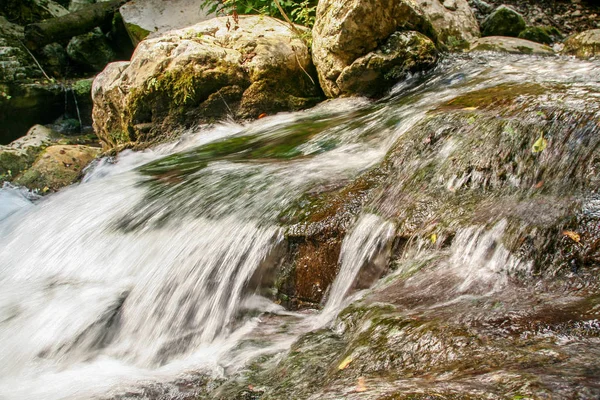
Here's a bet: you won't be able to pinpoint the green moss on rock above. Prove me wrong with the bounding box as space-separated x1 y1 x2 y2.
518 26 562 45
481 5 526 38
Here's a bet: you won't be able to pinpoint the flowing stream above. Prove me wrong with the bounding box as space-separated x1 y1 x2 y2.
0 54 599 399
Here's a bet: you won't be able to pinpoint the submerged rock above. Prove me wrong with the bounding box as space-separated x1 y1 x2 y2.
92 15 321 150
15 144 100 191
481 5 526 37
312 0 437 98
416 0 480 47
469 36 554 55
563 29 600 59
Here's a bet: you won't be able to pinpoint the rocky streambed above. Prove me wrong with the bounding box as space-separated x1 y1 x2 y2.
0 1 599 400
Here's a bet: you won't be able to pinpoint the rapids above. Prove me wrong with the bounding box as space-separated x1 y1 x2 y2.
0 53 599 399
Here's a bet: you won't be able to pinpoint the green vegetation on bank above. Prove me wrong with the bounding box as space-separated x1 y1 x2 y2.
201 0 318 27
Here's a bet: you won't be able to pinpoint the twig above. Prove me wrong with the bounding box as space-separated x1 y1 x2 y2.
218 89 234 116
17 38 52 81
272 0 303 38
294 49 316 86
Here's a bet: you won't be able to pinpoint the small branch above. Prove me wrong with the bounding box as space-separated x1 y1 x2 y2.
294 50 316 86
272 0 303 38
17 38 52 81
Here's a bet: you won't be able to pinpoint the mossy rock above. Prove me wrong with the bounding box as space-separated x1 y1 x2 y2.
518 26 562 45
563 29 600 59
481 5 526 38
124 22 151 46
92 16 321 150
14 144 100 191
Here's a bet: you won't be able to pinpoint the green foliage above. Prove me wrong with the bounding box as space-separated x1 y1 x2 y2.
201 0 318 27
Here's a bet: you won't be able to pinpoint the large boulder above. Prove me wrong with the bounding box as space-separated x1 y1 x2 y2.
416 0 480 47
563 29 600 59
312 0 438 98
92 16 321 150
469 36 554 55
481 5 526 37
119 0 214 46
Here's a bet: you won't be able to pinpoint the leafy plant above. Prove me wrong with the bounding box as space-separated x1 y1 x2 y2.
202 0 318 27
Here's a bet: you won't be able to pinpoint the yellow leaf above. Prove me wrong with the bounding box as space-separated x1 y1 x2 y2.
430 233 437 244
462 106 478 111
356 377 367 392
563 231 580 243
338 356 353 370
532 133 547 153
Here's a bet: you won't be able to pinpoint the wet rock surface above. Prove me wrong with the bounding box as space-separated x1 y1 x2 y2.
190 55 600 399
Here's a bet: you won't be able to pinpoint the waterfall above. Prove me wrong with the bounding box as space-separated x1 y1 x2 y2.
320 214 396 321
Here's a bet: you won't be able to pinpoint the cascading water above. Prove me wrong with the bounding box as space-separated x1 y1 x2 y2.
0 54 599 399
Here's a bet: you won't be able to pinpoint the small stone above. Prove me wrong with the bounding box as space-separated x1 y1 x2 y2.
472 0 494 13
442 0 458 11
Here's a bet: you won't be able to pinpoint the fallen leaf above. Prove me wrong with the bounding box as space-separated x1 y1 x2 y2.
338 356 353 370
563 231 580 243
356 377 367 392
532 133 548 153
258 113 268 119
430 233 437 244
462 106 478 111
